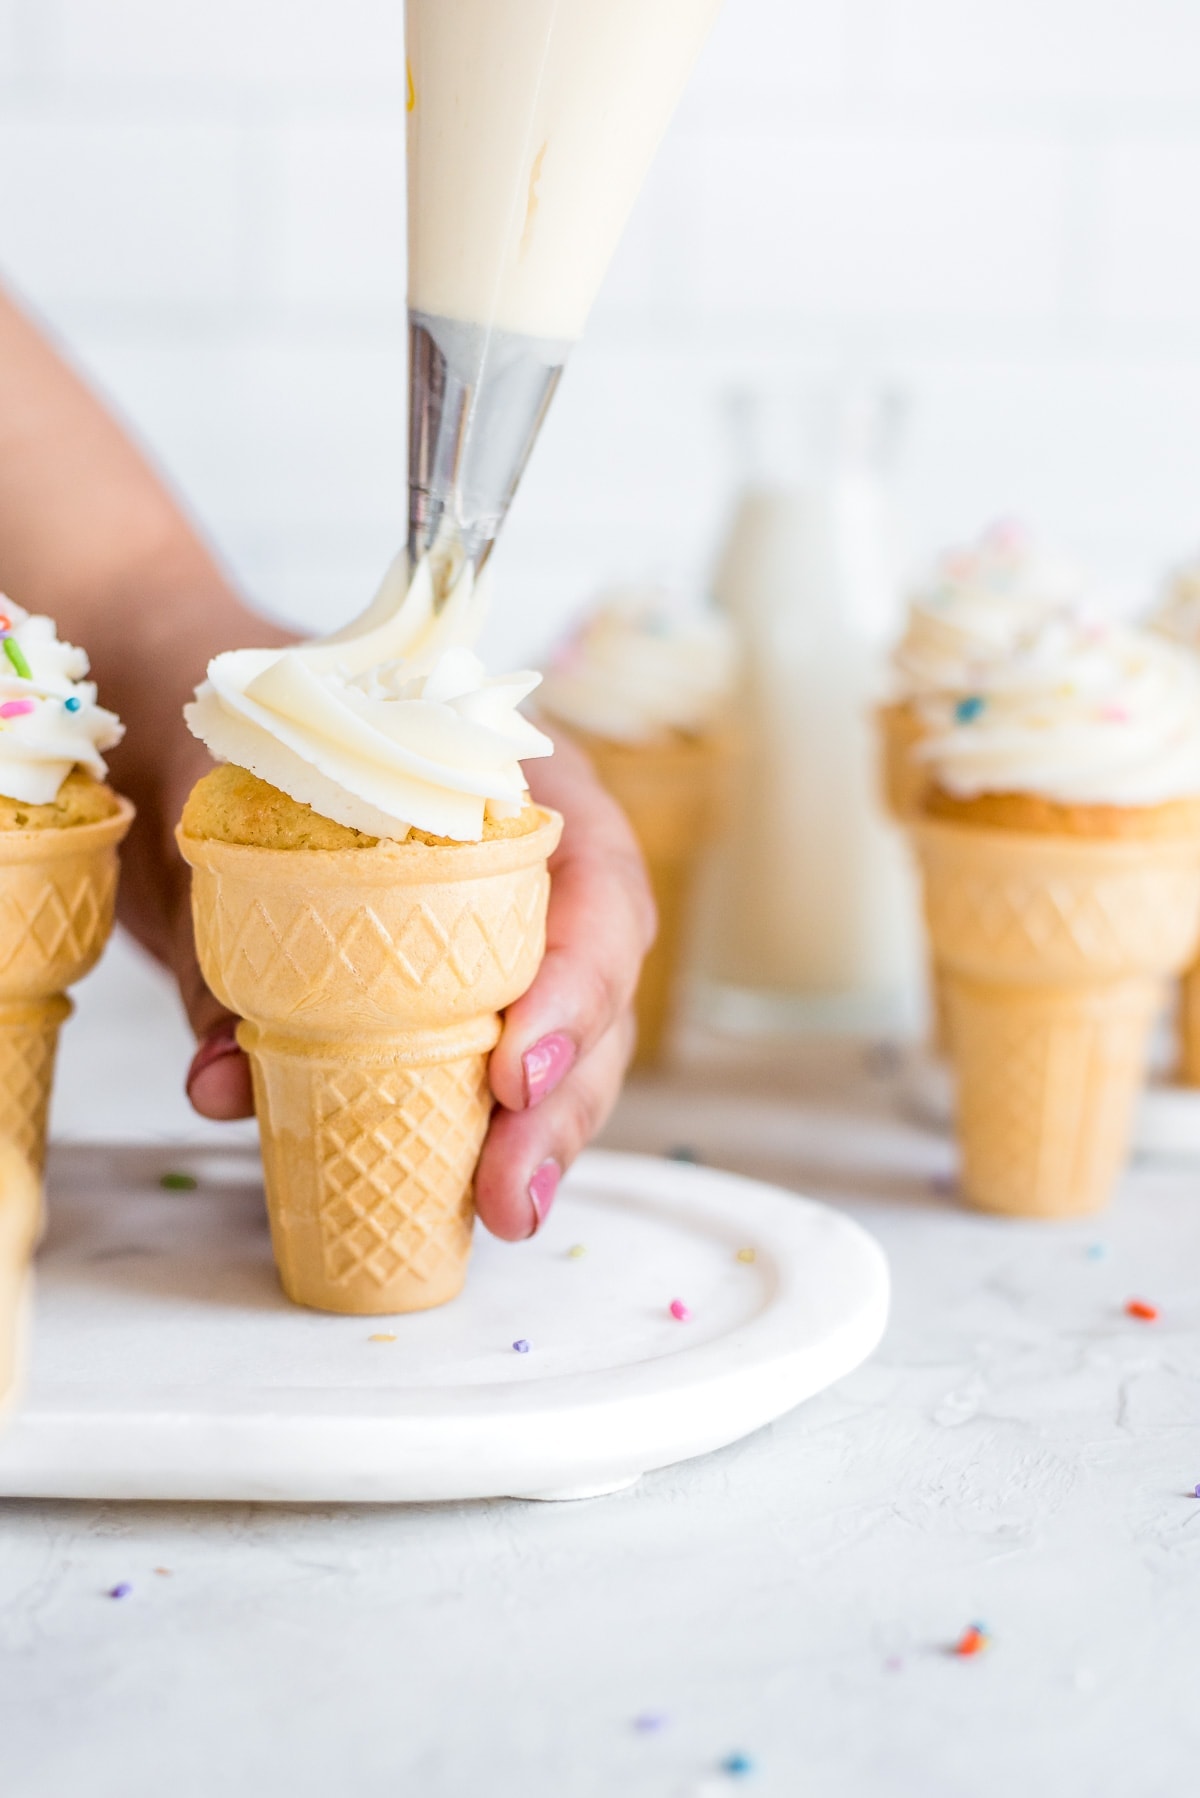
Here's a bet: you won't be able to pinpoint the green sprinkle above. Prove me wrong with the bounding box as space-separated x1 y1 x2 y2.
159 1171 198 1192
3 638 32 679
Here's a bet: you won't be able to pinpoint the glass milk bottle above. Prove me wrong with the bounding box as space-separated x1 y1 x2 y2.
699 381 921 1032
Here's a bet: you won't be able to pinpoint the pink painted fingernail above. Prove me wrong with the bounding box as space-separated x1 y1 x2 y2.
186 1021 240 1097
527 1158 561 1236
522 1032 577 1107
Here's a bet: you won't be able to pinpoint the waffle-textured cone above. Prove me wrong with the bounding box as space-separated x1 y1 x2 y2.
876 700 929 824
0 1142 40 1414
915 816 1200 1217
1177 959 1200 1086
580 731 729 1067
0 802 133 1169
179 810 562 1315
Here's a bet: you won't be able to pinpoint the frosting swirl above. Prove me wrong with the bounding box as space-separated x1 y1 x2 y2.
917 613 1200 806
893 523 1081 702
185 558 553 842
0 597 123 805
538 587 735 743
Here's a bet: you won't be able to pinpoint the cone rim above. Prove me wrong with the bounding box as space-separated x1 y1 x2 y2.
0 794 134 866
177 805 563 886
913 811 1200 869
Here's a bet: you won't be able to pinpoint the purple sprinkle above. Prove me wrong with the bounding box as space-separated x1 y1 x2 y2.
512 1339 531 1354
1193 1484 1200 1499
634 1713 667 1733
108 1582 132 1600
929 1172 957 1198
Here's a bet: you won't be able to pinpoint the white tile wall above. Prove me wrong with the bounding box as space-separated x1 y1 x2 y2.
3 0 1200 665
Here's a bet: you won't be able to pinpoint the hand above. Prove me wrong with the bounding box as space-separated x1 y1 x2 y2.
186 728 657 1239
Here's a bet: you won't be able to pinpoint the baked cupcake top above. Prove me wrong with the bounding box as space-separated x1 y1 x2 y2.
538 586 735 745
0 596 123 806
185 557 553 843
917 611 1200 807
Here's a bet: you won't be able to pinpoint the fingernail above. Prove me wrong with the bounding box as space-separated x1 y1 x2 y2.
527 1158 561 1236
522 1032 577 1107
186 1021 240 1096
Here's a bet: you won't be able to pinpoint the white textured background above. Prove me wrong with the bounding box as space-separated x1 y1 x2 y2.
4 0 1200 661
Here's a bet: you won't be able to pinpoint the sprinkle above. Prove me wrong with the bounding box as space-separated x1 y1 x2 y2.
954 695 986 724
1193 1484 1200 1499
721 1752 755 1777
3 637 32 679
108 1582 132 1600
512 1338 531 1354
1100 704 1130 724
0 699 34 719
736 1247 756 1264
64 695 81 712
159 1171 197 1191
669 1299 691 1322
634 1713 668 1733
369 1333 396 1343
952 1623 989 1657
567 1243 587 1259
154 1568 172 1577
1126 1299 1159 1322
1086 1242 1107 1260
666 1145 700 1164
0 616 10 632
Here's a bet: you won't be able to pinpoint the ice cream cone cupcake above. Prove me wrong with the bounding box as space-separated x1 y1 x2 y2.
1148 554 1200 1085
182 556 559 1314
0 598 130 1169
0 1143 40 1415
539 588 734 1065
911 615 1200 1218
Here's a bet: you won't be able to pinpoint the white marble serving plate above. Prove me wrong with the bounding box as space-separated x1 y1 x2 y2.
0 1145 888 1504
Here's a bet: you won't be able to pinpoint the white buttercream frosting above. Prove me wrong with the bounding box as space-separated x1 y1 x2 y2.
918 612 1200 806
185 558 554 842
0 597 123 805
538 587 735 743
893 522 1082 702
1150 556 1200 650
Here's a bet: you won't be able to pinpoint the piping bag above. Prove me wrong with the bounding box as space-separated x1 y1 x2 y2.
406 0 723 600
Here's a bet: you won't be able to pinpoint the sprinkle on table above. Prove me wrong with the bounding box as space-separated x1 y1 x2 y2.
634 1713 667 1733
154 1568 172 1577
3 637 32 679
108 1582 132 1600
512 1339 531 1354
1126 1299 1159 1322
669 1299 691 1322
1086 1242 1107 1260
369 1333 396 1344
159 1171 198 1192
736 1247 756 1265
952 1623 990 1657
722 1751 755 1777
567 1244 587 1260
955 695 986 724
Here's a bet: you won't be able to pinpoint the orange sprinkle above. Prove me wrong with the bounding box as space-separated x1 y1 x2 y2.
1125 1299 1159 1322
369 1332 397 1343
953 1625 989 1657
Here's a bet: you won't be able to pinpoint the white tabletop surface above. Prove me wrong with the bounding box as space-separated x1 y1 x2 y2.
5 934 1200 1798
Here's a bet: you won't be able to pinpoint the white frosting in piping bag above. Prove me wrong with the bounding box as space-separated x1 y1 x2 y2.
538 588 735 743
0 597 123 805
185 559 554 842
917 612 1200 807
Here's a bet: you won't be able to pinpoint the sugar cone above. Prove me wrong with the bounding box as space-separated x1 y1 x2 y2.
579 731 729 1067
179 810 562 1315
0 803 133 1169
914 816 1200 1217
1177 959 1200 1085
0 1143 40 1414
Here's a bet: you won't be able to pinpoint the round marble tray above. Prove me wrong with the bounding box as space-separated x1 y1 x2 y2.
0 1144 889 1503
897 1047 1200 1160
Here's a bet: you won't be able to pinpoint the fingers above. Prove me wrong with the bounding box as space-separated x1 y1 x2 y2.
489 730 655 1113
475 1009 636 1241
169 842 255 1122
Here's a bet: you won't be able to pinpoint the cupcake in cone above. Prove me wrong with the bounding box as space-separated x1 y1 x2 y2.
538 588 734 1066
0 1143 39 1416
911 611 1200 1218
1149 552 1200 1085
180 555 561 1315
0 597 131 1169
